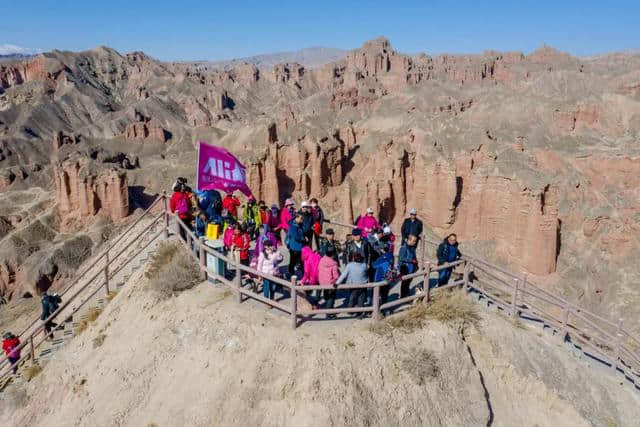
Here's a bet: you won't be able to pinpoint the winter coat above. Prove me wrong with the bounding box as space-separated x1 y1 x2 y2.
382 232 396 255
311 206 325 233
267 208 281 231
223 227 235 249
300 246 321 286
2 336 20 358
356 215 380 238
41 294 61 321
319 237 341 263
372 253 394 282
336 261 369 285
222 195 241 218
280 207 295 231
259 209 269 226
368 235 388 260
286 221 306 252
242 203 262 227
343 239 372 265
254 226 279 258
437 240 462 265
401 218 423 241
257 250 283 276
231 233 250 260
398 243 418 274
197 190 223 218
300 210 315 235
318 256 340 286
195 216 207 238
169 191 190 220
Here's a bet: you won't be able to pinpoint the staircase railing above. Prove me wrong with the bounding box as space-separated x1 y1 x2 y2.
0 194 170 379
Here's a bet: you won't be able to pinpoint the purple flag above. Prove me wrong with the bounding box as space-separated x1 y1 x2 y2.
196 141 253 197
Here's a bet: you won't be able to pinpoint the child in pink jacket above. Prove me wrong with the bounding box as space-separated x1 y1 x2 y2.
318 248 340 315
300 246 321 286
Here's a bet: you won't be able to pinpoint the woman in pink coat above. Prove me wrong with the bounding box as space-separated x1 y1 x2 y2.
318 247 340 316
356 207 380 238
279 198 296 233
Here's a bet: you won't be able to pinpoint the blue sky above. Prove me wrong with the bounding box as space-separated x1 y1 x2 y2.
3 1 639 60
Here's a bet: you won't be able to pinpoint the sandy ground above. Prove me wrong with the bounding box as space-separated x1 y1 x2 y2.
1 267 639 426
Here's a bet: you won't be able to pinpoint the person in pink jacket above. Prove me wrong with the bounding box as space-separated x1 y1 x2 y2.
279 198 296 239
318 247 340 317
223 223 236 250
300 246 321 286
257 241 283 300
356 207 380 238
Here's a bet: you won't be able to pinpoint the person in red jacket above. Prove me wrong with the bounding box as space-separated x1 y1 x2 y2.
223 193 241 218
2 332 21 374
231 224 251 267
169 184 190 221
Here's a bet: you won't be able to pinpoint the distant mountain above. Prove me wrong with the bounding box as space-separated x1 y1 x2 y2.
184 46 347 70
0 44 37 61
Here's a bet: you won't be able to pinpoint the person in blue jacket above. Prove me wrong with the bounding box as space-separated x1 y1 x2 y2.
397 235 418 298
437 233 462 286
372 250 395 306
286 214 306 278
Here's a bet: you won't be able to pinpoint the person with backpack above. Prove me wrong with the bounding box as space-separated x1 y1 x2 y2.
194 210 208 238
372 251 396 307
41 292 62 338
222 193 241 218
242 196 262 239
286 214 306 278
397 235 419 298
437 233 462 286
170 183 191 222
318 247 340 317
299 201 315 246
381 225 396 255
2 332 21 374
356 207 380 238
309 198 325 249
257 241 283 300
336 252 369 318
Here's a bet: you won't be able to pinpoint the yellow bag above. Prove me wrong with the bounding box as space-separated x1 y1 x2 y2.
206 223 220 240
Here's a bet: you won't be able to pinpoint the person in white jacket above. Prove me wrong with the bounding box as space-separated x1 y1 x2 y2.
257 241 283 300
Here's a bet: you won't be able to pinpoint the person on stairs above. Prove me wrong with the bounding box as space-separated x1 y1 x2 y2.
2 332 21 374
397 235 418 299
401 208 423 243
41 292 62 339
437 233 462 286
356 207 380 239
336 252 370 318
169 183 191 239
257 240 283 300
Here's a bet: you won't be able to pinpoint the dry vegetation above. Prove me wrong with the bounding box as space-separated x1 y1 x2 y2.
22 364 42 381
87 307 102 322
401 347 439 384
424 291 480 328
92 333 106 349
145 242 201 298
52 235 93 270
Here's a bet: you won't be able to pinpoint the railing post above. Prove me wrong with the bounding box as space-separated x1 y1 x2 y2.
462 260 471 289
425 262 432 303
234 260 242 304
372 283 381 321
420 238 426 267
290 276 298 329
561 303 570 341
511 278 519 317
103 249 110 296
611 319 623 373
162 191 169 239
199 236 207 281
30 335 35 362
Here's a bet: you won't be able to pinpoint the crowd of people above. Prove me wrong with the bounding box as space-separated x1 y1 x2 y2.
169 177 463 318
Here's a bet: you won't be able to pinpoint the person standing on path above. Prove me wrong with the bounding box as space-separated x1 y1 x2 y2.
318 228 341 264
401 209 423 243
437 233 462 286
336 252 370 318
299 201 315 246
356 207 380 238
41 292 62 338
318 248 340 316
309 198 325 250
2 332 21 374
279 198 296 242
257 241 283 300
397 235 418 299
286 214 306 278
222 192 241 219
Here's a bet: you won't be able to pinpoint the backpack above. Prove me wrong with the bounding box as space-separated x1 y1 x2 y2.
210 190 222 214
176 196 189 215
385 266 401 282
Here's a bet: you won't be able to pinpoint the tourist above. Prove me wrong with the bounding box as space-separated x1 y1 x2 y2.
372 251 396 307
257 241 283 300
279 198 296 240
258 200 269 226
222 192 241 218
254 225 278 259
2 332 21 374
299 201 315 246
41 292 62 338
267 204 281 239
231 224 251 268
343 228 371 266
197 189 223 219
242 196 262 238
318 228 341 263
397 235 418 298
220 209 236 234
194 210 208 239
401 208 423 243
309 198 325 249
437 233 462 286
286 214 306 278
223 222 235 251
356 207 380 238
336 252 369 318
300 246 322 306
381 225 396 254
169 182 191 224
318 247 340 317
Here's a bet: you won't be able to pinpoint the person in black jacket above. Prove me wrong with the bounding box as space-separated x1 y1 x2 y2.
436 233 462 286
298 201 315 246
401 208 423 243
318 228 341 263
342 229 371 267
41 292 62 337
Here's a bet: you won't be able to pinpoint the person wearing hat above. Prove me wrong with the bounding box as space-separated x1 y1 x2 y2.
298 201 315 246
309 198 325 250
401 208 423 243
397 234 419 298
356 207 380 239
286 214 306 277
381 224 396 254
279 198 296 237
342 228 371 267
40 291 62 338
318 228 341 264
2 332 21 374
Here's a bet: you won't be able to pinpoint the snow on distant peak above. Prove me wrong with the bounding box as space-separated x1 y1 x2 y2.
0 44 39 56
